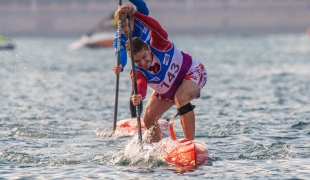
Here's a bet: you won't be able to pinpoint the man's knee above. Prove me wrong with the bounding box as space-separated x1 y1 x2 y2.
177 102 195 116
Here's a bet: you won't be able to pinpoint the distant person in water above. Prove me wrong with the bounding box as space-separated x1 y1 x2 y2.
113 0 150 118
117 4 208 142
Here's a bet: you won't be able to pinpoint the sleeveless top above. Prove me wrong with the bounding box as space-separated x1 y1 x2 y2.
135 44 192 99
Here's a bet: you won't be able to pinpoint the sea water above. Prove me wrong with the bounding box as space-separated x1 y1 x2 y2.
0 34 309 179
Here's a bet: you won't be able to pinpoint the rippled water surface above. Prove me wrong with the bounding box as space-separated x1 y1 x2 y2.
0 34 309 179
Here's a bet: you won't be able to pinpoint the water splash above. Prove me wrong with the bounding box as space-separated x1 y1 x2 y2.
103 134 166 168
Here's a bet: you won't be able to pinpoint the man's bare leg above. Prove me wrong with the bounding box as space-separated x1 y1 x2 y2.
143 96 173 142
174 80 200 140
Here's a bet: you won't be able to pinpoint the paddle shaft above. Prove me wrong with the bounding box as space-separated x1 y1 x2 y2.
113 0 122 132
127 15 143 142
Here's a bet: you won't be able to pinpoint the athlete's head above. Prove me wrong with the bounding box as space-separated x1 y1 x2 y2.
126 37 152 69
114 9 134 37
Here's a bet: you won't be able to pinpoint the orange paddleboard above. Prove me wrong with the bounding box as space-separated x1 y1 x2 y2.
162 137 209 166
116 118 169 135
117 118 209 166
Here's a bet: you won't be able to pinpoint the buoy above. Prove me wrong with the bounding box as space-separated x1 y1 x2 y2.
162 137 209 166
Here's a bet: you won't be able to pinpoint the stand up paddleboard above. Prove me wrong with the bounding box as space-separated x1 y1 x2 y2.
161 117 209 167
115 118 169 136
118 117 209 167
162 137 209 166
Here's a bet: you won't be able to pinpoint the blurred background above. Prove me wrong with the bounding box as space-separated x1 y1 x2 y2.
1 1 310 179
1 0 310 37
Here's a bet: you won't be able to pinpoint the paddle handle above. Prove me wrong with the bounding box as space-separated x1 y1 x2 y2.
113 0 123 132
127 14 142 143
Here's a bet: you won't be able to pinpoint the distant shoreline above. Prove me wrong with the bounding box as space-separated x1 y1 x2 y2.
1 0 310 37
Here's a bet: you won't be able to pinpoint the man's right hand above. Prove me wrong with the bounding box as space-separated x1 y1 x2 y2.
131 94 142 106
120 3 136 17
113 64 122 75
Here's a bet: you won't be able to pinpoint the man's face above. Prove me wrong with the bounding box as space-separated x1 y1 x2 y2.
120 18 134 37
133 46 152 70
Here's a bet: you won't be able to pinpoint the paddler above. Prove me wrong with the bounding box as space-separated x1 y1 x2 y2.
116 3 208 143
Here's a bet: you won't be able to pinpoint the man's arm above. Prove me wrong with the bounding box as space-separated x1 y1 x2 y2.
129 0 149 15
134 12 172 51
130 70 148 99
113 36 128 71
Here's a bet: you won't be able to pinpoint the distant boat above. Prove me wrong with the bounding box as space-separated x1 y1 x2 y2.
68 32 115 51
0 35 15 50
68 13 116 51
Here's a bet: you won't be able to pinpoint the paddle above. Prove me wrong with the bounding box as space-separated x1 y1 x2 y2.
127 14 143 143
112 0 123 134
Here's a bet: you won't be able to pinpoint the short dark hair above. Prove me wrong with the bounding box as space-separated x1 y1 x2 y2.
125 37 148 58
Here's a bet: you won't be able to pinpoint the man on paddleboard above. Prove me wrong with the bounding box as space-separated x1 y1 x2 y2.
113 0 151 118
117 4 208 142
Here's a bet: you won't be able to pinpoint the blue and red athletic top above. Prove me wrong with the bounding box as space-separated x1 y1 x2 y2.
130 12 193 100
